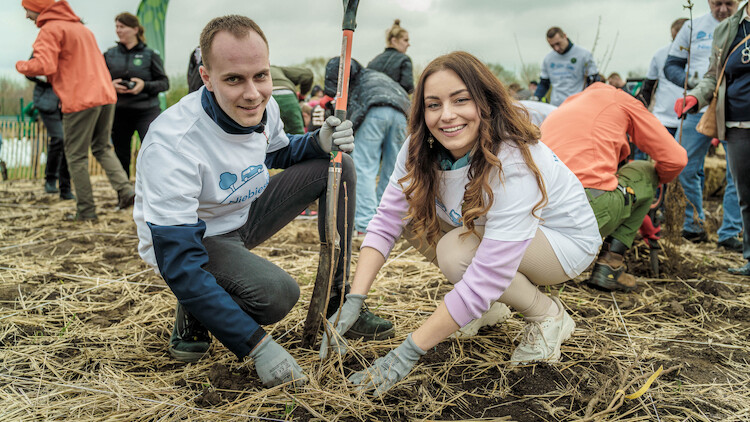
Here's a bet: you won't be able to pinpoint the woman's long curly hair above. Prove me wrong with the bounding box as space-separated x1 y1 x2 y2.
400 51 548 247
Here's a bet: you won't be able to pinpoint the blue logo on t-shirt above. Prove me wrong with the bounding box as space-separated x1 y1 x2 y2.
219 165 266 204
696 31 706 40
219 172 238 192
435 198 463 226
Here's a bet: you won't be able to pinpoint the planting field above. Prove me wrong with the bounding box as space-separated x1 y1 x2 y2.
1 177 749 421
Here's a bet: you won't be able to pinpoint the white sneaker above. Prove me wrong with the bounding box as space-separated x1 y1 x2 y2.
451 302 512 338
509 296 574 365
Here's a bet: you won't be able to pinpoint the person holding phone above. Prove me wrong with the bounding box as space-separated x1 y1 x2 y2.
104 12 169 177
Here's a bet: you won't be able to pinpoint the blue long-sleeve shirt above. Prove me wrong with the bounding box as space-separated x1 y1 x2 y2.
664 55 689 89
150 221 265 358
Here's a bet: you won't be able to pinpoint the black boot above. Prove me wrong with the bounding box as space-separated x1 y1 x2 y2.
45 180 59 194
346 303 395 340
327 290 394 341
587 238 637 292
169 303 211 362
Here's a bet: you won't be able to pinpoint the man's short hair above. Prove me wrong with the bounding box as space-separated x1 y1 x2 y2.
546 27 565 39
199 15 268 69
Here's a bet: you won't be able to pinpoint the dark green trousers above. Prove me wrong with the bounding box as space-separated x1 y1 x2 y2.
272 93 305 135
587 160 659 248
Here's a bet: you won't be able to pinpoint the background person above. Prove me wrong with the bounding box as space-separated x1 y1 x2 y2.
307 84 324 107
606 72 626 89
533 26 600 106
27 74 73 200
270 65 313 134
16 0 135 221
320 52 601 396
542 83 688 292
518 100 557 127
642 18 689 138
187 46 203 94
675 1 750 274
665 0 742 250
104 12 169 178
324 57 410 235
367 19 414 94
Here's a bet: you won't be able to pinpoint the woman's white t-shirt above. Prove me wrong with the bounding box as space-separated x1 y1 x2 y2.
389 137 601 278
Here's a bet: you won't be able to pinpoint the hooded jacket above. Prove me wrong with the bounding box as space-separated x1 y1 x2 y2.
104 41 169 111
324 57 410 131
16 0 116 114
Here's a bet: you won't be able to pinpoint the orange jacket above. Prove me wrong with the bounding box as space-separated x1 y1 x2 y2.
16 1 116 114
541 83 687 191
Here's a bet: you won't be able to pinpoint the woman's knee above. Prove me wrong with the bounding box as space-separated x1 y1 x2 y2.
436 226 482 284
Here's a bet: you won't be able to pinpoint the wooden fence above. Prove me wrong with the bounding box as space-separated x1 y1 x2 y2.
0 120 137 181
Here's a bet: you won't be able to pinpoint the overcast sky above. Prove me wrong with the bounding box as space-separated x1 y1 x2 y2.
2 0 715 84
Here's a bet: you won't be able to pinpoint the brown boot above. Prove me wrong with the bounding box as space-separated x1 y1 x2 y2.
587 238 637 292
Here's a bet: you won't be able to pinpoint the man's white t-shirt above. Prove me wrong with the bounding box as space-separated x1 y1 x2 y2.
133 88 290 271
647 44 684 128
389 137 601 278
518 100 558 127
669 12 720 112
540 44 598 106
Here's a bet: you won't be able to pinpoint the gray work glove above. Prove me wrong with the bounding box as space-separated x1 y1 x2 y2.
318 293 366 360
249 335 308 387
318 116 354 153
348 333 426 397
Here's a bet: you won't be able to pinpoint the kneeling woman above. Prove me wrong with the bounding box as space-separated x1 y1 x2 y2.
320 52 601 396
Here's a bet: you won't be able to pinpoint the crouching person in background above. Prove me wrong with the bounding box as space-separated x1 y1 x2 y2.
542 83 688 292
133 15 391 387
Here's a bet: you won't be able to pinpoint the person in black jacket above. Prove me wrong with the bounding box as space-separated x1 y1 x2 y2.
27 75 73 200
367 19 414 94
104 12 169 177
325 57 410 234
187 46 203 94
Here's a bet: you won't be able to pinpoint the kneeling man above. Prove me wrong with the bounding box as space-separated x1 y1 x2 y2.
134 15 391 387
542 83 687 291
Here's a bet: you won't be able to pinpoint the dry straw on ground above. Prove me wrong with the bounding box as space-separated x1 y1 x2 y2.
1 177 749 421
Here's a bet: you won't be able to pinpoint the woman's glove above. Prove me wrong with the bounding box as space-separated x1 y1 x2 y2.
318 293 366 360
318 116 354 153
348 333 426 397
249 335 308 387
674 95 698 117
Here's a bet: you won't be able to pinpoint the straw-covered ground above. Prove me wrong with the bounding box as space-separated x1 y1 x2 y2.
1 177 749 421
